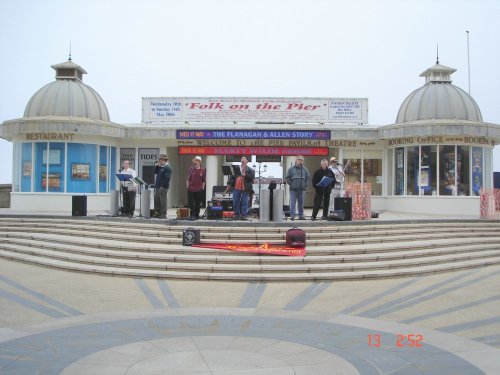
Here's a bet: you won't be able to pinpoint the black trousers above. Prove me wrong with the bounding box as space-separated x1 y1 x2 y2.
312 190 330 219
188 190 203 217
122 188 136 215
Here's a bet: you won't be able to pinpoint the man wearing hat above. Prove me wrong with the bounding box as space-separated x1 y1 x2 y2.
186 156 206 220
153 154 172 219
328 156 346 213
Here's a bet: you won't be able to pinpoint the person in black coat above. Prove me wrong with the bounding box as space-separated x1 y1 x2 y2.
153 154 172 219
311 158 336 220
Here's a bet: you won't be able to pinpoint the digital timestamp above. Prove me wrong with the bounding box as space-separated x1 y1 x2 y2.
367 334 424 348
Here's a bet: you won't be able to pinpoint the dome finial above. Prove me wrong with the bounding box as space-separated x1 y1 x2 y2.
68 40 72 61
436 43 439 64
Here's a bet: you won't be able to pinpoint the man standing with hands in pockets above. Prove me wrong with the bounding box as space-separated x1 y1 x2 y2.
286 155 311 221
153 154 172 219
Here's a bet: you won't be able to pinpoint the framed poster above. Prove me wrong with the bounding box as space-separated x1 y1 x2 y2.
71 163 90 180
420 167 429 187
41 172 61 189
23 161 32 177
42 149 61 165
99 165 107 181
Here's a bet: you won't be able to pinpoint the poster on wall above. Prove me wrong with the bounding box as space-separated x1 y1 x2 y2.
138 148 160 185
395 149 404 195
99 165 107 181
120 148 136 170
42 172 61 190
23 161 32 177
472 147 483 195
42 149 61 165
71 163 90 180
420 167 429 187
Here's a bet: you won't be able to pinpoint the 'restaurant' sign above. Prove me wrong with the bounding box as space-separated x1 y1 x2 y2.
142 97 368 124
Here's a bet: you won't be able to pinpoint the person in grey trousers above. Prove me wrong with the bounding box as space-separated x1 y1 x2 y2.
286 155 311 220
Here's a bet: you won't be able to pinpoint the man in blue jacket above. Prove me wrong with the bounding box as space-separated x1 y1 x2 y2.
153 154 172 219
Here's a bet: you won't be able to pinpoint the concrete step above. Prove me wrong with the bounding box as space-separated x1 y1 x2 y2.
1 217 499 281
1 225 499 247
1 242 499 273
2 236 499 264
0 247 499 281
2 231 499 257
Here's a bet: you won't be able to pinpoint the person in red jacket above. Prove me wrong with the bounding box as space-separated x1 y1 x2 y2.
186 156 206 220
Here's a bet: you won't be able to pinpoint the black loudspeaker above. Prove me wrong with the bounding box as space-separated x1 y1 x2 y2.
334 197 352 221
207 206 223 219
72 195 87 216
183 228 200 246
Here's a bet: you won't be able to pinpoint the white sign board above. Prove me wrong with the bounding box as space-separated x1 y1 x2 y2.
142 97 368 124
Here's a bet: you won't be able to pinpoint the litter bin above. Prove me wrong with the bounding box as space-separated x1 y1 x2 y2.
72 195 87 216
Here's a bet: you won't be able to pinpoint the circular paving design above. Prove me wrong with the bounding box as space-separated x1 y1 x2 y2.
0 310 494 374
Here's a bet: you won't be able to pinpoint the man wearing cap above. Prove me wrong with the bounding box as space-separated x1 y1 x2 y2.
328 156 345 213
153 154 172 219
186 156 206 220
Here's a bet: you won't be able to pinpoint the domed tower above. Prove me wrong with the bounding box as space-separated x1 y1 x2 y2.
396 61 482 123
382 59 496 200
1 58 124 211
24 59 110 121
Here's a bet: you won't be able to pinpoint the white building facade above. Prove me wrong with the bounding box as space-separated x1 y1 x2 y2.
1 59 499 216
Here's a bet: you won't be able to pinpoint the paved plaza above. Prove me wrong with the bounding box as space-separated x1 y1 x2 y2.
0 210 499 374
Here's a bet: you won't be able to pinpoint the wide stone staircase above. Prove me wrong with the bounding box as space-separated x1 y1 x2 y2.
0 217 499 281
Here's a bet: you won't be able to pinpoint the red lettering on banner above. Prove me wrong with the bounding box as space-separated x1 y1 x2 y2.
192 243 306 257
178 146 328 156
188 102 224 110
256 103 282 110
286 103 321 111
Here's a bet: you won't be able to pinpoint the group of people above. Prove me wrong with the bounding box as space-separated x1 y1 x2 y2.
285 155 345 221
120 153 346 221
120 154 202 220
119 154 172 219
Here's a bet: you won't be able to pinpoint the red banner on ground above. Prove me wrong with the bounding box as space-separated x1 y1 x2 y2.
192 243 306 257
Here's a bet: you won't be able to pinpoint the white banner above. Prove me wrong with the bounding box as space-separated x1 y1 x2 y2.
142 97 368 124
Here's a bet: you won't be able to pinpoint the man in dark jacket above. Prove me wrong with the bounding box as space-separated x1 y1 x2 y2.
228 156 255 220
286 155 311 220
153 154 172 219
311 159 336 220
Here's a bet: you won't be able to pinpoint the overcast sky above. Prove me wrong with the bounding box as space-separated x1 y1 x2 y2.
1 0 499 183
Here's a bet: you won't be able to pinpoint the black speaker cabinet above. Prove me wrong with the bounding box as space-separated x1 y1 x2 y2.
207 206 223 220
72 195 87 216
334 197 352 221
183 228 200 246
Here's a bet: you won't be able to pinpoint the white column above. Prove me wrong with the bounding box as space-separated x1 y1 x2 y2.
206 155 218 203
